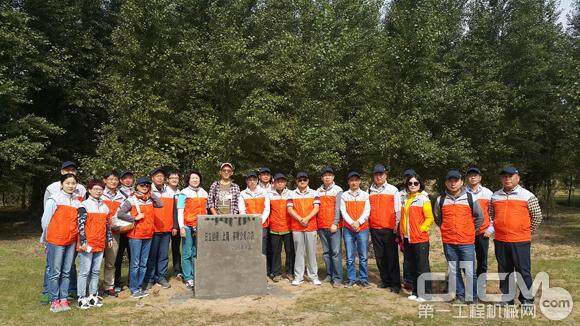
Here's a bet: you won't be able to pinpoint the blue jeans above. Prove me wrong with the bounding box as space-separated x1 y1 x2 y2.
343 228 369 283
181 226 197 282
145 232 171 283
47 243 76 302
318 228 343 284
77 251 104 298
443 243 476 300
43 250 77 295
128 238 152 293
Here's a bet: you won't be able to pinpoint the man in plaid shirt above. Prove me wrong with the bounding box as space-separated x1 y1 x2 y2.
207 163 241 215
489 167 543 306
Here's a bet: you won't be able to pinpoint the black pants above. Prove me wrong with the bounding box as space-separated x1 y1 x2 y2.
474 234 489 277
171 232 182 275
403 239 431 296
114 233 131 288
262 227 273 276
371 228 401 289
270 232 294 277
494 240 534 303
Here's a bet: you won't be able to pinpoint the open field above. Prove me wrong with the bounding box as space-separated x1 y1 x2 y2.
0 203 578 325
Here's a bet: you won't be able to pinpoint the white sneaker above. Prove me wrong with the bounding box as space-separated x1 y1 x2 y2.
78 297 90 310
407 295 418 301
312 278 322 286
291 279 304 286
88 294 103 308
416 297 426 303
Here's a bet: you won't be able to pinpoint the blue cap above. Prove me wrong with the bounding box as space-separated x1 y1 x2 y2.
373 164 386 174
119 170 133 179
61 161 76 170
500 167 519 175
445 170 462 180
136 177 152 186
320 166 334 176
150 167 166 177
245 171 258 179
466 167 482 175
403 169 417 177
296 172 309 179
258 167 271 174
273 173 286 180
347 171 361 180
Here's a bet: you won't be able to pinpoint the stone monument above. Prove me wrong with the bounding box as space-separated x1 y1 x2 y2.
194 214 267 299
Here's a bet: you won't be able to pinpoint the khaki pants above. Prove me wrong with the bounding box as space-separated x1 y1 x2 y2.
104 232 120 289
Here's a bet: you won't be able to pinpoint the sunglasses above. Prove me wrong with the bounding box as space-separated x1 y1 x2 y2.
298 178 308 182
407 181 420 186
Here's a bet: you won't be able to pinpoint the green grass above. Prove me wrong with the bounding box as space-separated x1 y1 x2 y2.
0 205 579 325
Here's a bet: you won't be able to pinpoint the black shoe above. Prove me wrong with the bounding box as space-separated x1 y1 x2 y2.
389 287 401 294
378 283 389 289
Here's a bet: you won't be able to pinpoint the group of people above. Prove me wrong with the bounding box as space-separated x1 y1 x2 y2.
40 161 543 313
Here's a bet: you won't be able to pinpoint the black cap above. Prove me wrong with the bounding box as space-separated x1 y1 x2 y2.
61 161 76 170
500 167 519 175
245 171 258 179
347 171 361 180
466 167 482 175
150 167 166 177
273 173 287 180
373 164 386 174
296 172 309 179
258 167 271 174
119 170 133 179
320 166 334 176
403 169 417 177
445 170 462 180
135 177 152 186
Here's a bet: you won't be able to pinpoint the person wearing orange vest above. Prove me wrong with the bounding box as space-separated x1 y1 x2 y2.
340 171 371 288
239 171 272 276
41 161 86 304
490 167 543 306
101 171 127 297
368 164 402 293
434 170 484 303
113 170 134 294
316 166 343 288
400 172 433 302
465 167 494 296
177 171 208 290
268 173 295 282
76 179 112 309
144 168 177 290
41 173 82 313
116 177 163 298
288 171 321 286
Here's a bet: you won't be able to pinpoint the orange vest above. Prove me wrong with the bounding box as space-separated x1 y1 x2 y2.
78 198 109 252
269 189 291 232
344 200 368 232
153 186 178 233
400 195 430 244
128 200 155 239
492 186 533 242
468 186 493 235
180 187 208 228
439 194 475 245
317 184 343 229
240 188 269 227
289 188 318 232
369 188 397 230
46 192 81 246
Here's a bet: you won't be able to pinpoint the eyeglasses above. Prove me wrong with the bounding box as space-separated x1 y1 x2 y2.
407 181 420 187
298 178 308 182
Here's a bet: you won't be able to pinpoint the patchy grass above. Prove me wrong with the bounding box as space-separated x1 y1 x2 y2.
0 204 578 325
